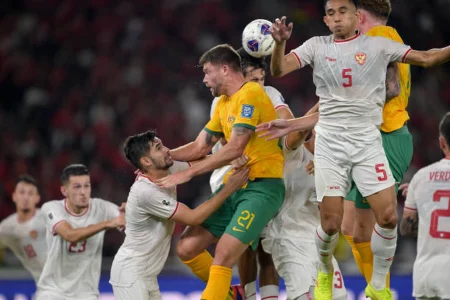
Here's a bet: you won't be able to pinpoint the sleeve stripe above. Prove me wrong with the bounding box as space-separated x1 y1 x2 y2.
291 52 302 69
402 48 412 63
168 202 179 220
404 206 417 211
233 123 256 131
52 220 65 235
275 104 289 110
187 161 192 167
283 136 292 151
203 127 224 136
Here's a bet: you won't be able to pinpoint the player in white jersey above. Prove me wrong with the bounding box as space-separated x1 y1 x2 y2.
256 0 450 299
35 164 126 300
208 48 290 300
0 175 47 283
400 112 450 300
110 130 249 300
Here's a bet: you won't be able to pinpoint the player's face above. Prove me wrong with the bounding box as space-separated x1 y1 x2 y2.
149 137 174 170
63 175 91 209
323 0 359 39
244 67 265 86
12 182 40 212
202 62 225 97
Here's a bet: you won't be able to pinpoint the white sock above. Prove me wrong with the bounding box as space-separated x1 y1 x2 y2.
371 223 397 290
315 225 339 274
244 281 256 300
260 284 279 299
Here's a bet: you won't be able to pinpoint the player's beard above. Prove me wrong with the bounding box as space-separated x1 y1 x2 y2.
151 156 173 170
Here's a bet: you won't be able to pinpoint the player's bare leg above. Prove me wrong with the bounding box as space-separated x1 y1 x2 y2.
365 185 397 298
314 196 343 300
176 226 218 282
257 243 280 299
201 233 249 300
238 247 258 299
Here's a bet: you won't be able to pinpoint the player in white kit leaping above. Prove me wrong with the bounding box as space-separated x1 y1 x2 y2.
400 112 450 300
0 175 47 284
35 164 126 300
110 130 249 300
256 0 450 299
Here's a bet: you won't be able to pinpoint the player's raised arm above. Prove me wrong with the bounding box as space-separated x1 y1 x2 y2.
171 167 249 226
256 113 318 141
270 16 297 77
385 63 401 101
404 46 450 68
169 130 222 162
284 102 319 150
53 215 125 244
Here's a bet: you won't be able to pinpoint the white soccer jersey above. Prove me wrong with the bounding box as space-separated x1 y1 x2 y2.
405 158 450 298
266 139 317 240
110 161 189 291
209 86 289 192
36 198 120 299
291 33 411 129
0 209 47 283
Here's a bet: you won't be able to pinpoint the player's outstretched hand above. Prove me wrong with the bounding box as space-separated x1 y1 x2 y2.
119 202 126 215
270 16 293 44
231 155 249 170
155 170 193 188
305 160 314 175
256 119 291 140
399 183 409 197
224 167 250 192
109 214 126 229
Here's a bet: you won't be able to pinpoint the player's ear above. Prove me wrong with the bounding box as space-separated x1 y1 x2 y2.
60 185 68 198
140 156 152 169
221 64 229 75
323 16 329 27
439 136 447 153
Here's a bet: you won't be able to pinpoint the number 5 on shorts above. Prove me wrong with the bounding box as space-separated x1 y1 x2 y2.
375 163 387 181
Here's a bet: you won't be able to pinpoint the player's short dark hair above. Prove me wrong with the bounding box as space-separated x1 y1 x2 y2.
199 44 242 72
358 0 391 21
123 130 157 170
236 47 267 75
15 174 39 193
324 0 358 9
61 164 89 185
439 112 450 146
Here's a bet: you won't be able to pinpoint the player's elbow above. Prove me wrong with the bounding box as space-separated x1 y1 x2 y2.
420 52 435 68
61 230 83 243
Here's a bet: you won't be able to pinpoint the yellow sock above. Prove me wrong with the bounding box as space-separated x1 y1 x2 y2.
355 241 390 288
201 265 233 300
344 235 365 276
182 250 213 283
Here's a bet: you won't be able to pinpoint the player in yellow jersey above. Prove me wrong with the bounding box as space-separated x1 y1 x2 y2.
340 0 414 291
156 44 285 300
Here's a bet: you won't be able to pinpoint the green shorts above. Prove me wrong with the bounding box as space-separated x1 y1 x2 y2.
201 178 285 250
346 125 413 209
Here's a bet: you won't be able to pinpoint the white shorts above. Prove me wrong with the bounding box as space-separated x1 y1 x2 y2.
413 260 450 299
314 125 395 202
35 290 97 300
112 278 161 300
262 238 347 300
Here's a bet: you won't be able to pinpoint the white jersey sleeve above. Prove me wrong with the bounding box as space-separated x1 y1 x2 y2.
264 86 288 110
41 201 67 235
137 183 178 220
374 36 411 63
290 37 318 69
210 97 220 119
169 161 190 174
100 199 120 219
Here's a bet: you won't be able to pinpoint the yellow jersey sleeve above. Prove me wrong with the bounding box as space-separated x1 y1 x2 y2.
233 84 264 131
366 26 411 132
204 97 224 136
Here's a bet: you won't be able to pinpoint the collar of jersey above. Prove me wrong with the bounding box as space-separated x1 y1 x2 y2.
334 32 361 43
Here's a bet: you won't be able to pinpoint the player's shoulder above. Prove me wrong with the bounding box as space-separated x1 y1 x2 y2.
0 213 18 227
131 176 159 196
242 81 264 93
90 197 116 209
415 160 449 177
41 199 64 212
366 26 403 42
263 85 281 98
264 85 287 107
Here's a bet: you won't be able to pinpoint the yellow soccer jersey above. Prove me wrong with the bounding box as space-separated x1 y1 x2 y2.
366 25 411 132
205 82 284 181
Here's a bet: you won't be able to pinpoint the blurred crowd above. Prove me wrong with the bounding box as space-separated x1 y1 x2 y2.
0 0 449 276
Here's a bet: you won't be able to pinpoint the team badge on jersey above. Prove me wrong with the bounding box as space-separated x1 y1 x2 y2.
241 104 254 119
29 230 38 239
355 52 367 65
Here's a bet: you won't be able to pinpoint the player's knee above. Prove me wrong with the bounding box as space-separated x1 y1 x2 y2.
340 219 353 236
321 213 342 235
376 208 398 229
176 239 202 261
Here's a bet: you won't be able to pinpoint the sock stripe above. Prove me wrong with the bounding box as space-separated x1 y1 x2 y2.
247 292 256 298
316 229 334 243
373 227 397 240
261 297 278 300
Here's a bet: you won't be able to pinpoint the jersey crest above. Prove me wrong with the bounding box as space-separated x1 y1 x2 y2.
355 52 367 65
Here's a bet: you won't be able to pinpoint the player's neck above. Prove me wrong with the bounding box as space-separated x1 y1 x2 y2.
223 74 246 97
66 200 88 215
16 208 37 223
144 169 169 181
334 30 359 41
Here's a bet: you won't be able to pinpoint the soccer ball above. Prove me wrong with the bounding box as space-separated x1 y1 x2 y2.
242 19 276 58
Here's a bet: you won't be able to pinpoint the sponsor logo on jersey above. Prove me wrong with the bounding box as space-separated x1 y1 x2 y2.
325 56 336 62
162 200 171 206
227 115 236 123
48 213 53 220
241 104 254 119
355 52 367 65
